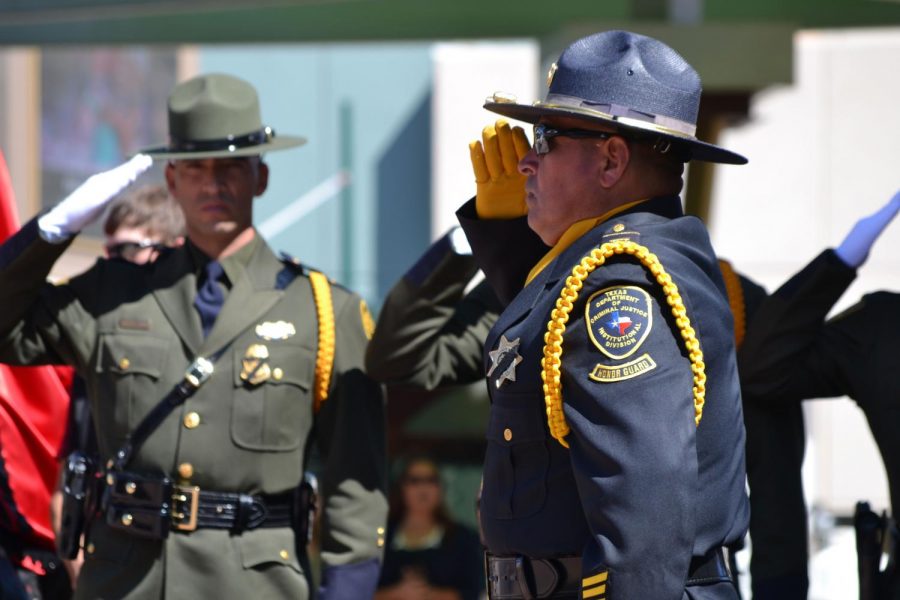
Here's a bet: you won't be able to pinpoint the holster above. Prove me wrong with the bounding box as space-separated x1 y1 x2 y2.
57 450 98 559
293 471 318 546
102 471 174 540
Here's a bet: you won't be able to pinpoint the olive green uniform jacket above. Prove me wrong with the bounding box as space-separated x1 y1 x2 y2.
0 219 387 600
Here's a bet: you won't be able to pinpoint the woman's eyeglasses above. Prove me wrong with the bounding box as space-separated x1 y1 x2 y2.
403 475 440 486
533 123 613 155
105 239 165 261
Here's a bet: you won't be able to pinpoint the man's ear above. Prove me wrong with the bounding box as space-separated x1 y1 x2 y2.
596 136 631 189
164 161 177 195
255 161 270 196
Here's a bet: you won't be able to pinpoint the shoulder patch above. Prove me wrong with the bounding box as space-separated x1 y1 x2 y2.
359 299 375 340
585 285 653 360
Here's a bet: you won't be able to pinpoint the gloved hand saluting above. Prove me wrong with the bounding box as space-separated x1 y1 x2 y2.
835 189 900 268
38 154 153 243
469 119 531 219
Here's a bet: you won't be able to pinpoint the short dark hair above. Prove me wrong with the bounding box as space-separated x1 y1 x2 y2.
103 185 185 244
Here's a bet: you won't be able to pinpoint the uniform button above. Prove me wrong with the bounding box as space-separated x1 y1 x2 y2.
106 473 115 486
119 357 130 370
183 412 201 429
125 481 137 495
121 513 133 527
377 527 385 535
377 537 385 548
86 543 96 555
178 463 194 479
272 368 284 381
503 428 513 442
279 550 290 560
612 223 625 232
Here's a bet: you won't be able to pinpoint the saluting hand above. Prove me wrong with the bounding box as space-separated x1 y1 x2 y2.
835 189 900 268
38 153 153 242
469 119 531 219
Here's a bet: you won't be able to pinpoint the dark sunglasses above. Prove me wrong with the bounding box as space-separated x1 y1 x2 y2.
105 239 165 260
403 475 440 486
533 123 613 155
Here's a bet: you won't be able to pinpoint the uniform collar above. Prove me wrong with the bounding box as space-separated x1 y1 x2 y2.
187 230 262 286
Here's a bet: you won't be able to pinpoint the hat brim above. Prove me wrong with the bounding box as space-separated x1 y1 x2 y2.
139 135 306 160
485 101 747 165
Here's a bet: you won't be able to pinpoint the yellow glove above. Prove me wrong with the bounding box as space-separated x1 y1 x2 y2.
469 119 531 219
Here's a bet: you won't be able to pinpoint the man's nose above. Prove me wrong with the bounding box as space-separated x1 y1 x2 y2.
518 148 538 176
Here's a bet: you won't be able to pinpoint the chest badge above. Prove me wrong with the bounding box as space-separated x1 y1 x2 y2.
255 321 296 341
487 335 523 389
241 343 272 385
586 285 653 360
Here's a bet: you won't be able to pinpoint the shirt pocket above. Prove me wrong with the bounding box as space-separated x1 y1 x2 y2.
482 391 550 519
230 342 314 451
94 333 169 442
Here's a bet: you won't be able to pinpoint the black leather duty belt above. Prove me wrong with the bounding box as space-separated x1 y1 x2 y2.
485 554 581 600
485 547 732 599
103 471 294 539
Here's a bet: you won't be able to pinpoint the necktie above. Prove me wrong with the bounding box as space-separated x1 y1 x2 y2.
195 260 225 337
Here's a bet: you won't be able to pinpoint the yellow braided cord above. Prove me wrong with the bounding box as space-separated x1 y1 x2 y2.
541 240 707 448
309 271 336 413
717 259 746 349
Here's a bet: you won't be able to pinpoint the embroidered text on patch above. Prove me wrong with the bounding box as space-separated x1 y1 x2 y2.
589 353 657 383
586 285 653 360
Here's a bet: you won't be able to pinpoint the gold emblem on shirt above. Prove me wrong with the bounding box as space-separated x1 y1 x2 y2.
241 344 272 385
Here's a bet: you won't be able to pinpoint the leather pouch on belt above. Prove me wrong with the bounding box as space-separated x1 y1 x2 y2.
104 472 173 540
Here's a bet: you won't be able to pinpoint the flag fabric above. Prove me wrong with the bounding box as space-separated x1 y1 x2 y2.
0 149 74 556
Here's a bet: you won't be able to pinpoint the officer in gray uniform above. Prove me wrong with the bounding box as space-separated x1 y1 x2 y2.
0 73 387 600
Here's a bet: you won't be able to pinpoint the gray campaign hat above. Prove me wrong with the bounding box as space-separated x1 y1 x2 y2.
485 30 746 165
141 73 306 160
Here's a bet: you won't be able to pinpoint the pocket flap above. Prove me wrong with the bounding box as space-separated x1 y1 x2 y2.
233 343 313 390
237 528 303 573
96 333 169 378
486 394 548 444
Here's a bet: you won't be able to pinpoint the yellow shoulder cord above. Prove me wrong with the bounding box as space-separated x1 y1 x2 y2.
717 259 746 349
308 270 336 413
541 239 707 448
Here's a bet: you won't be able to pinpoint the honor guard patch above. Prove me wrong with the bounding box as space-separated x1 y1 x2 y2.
586 285 653 360
360 300 375 340
256 321 296 341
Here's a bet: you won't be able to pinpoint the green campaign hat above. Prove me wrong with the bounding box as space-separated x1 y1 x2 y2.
141 73 306 159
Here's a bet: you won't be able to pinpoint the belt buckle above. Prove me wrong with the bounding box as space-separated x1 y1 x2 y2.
171 485 200 531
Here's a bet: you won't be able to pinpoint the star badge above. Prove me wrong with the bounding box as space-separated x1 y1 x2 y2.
487 335 523 389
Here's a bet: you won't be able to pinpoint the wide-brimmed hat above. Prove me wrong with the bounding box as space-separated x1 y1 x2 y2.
485 30 746 165
141 73 306 160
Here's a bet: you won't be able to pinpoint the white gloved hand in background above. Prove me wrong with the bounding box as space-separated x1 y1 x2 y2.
835 190 900 268
38 154 154 243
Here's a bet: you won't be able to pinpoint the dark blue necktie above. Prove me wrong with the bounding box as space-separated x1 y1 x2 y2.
195 260 225 337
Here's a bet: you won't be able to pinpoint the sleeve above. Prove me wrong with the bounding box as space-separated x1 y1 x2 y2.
366 231 502 390
0 217 95 371
456 197 549 306
738 249 860 401
315 291 389 600
560 264 698 599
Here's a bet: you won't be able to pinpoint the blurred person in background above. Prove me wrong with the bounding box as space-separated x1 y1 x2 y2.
376 457 483 600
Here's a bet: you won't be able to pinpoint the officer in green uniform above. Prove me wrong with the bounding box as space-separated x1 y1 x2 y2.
0 73 387 600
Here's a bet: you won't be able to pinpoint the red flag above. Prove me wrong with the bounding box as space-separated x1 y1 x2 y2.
0 149 74 554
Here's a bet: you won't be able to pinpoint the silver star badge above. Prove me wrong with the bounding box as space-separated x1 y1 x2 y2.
487 335 523 389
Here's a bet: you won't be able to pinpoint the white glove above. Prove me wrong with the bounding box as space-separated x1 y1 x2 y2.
448 226 472 256
834 190 900 268
38 154 154 243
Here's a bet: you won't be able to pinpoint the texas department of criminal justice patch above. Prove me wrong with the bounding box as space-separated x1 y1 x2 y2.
585 285 653 360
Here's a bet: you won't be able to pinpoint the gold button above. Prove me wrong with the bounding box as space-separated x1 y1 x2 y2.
272 368 283 381
178 463 194 479
119 357 130 370
279 549 290 560
503 428 512 442
121 513 133 526
183 412 201 429
377 527 385 535
106 473 115 486
377 537 385 548
86 543 96 555
612 223 625 232
125 481 137 495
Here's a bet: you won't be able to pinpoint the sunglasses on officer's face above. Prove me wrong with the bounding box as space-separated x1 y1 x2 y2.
532 123 614 156
105 239 165 261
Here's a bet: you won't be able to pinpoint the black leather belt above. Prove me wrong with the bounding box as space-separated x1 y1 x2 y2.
686 547 732 585
103 472 294 539
485 554 581 599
